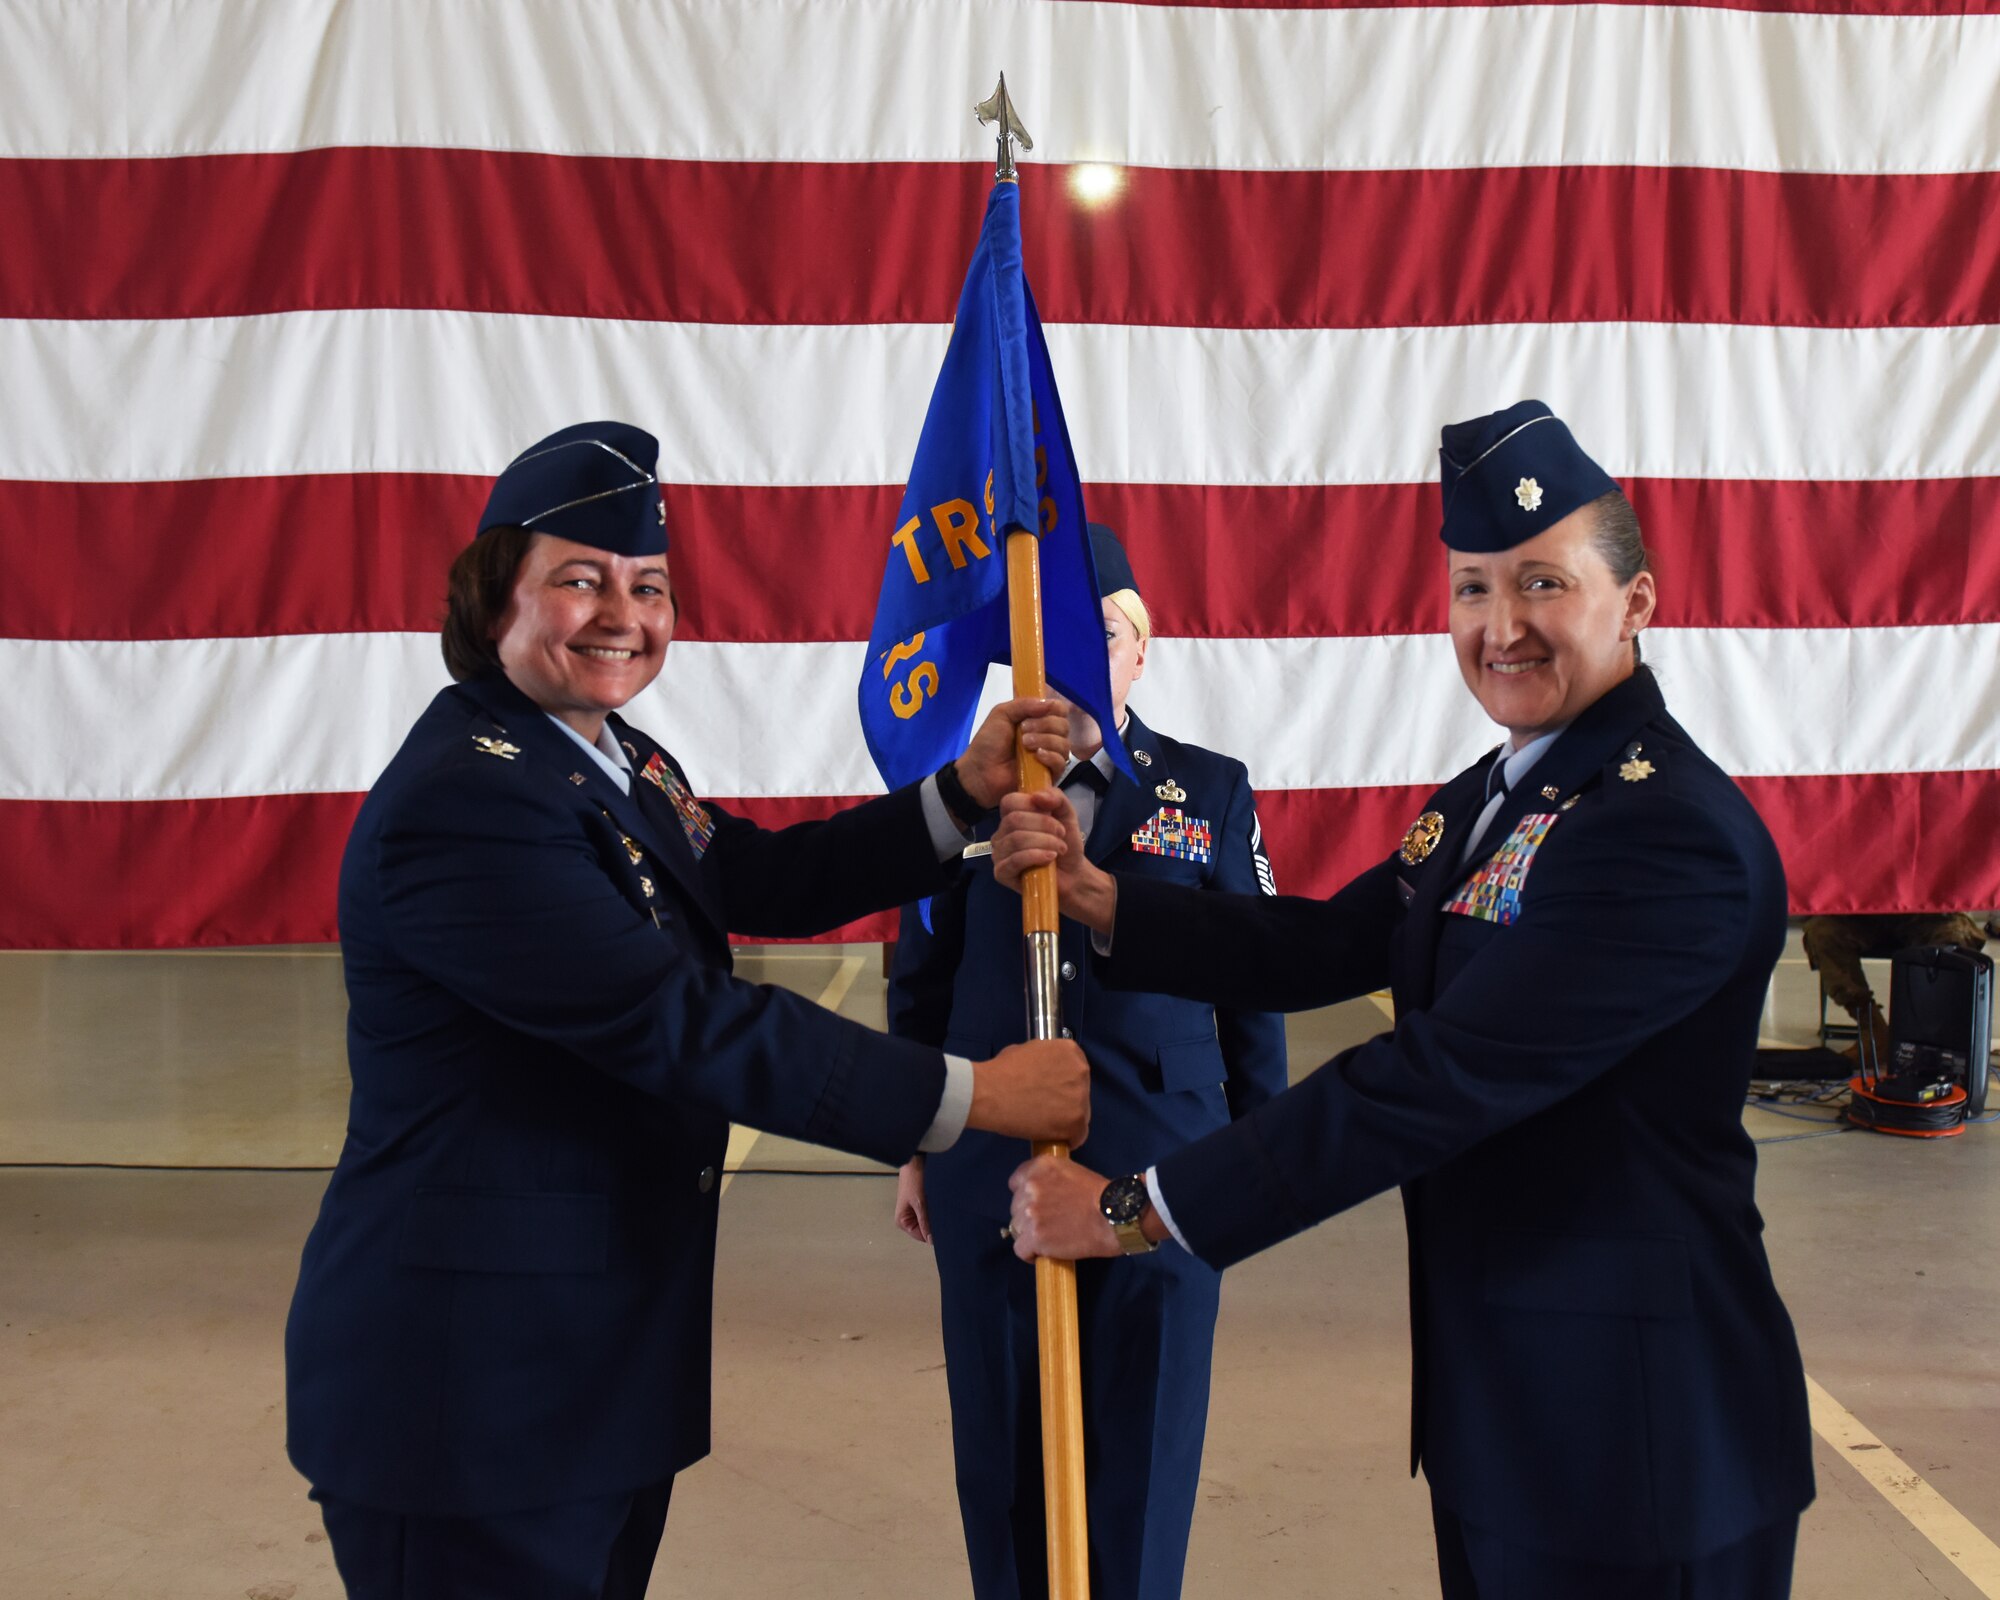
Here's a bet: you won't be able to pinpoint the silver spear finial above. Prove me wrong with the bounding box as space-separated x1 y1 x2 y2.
974 73 1034 183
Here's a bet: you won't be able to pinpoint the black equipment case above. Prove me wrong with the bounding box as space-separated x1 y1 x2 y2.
1890 944 1991 1117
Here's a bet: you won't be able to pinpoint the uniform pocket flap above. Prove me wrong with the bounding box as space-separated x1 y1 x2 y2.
1483 1231 1691 1319
398 1188 610 1275
1157 1036 1225 1094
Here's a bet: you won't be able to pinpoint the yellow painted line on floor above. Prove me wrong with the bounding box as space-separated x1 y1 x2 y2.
720 955 867 1195
0 948 344 958
1806 1373 2000 1595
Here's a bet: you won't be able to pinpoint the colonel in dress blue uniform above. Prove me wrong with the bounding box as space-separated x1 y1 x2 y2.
285 421 1090 1600
887 524 1287 1600
998 404 1815 1598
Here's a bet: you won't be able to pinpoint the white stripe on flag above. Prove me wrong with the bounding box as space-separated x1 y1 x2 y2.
5 627 1996 804
3 0 1995 176
6 313 2000 486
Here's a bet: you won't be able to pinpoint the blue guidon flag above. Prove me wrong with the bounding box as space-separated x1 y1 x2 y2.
859 179 1132 795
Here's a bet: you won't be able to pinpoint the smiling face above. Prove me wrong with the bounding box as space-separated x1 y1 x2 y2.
1447 502 1656 743
490 533 675 737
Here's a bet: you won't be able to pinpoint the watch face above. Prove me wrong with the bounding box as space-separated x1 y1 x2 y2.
1100 1174 1149 1226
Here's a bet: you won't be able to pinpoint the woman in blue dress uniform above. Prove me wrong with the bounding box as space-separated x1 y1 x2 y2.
888 524 1288 1600
997 405 1815 1600
285 421 1090 1600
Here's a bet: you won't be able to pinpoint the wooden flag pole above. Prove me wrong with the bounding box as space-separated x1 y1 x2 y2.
980 72 1087 1598
1005 525 1091 1600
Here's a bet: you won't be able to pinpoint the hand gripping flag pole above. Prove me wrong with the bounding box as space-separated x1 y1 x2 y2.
978 75 1090 1600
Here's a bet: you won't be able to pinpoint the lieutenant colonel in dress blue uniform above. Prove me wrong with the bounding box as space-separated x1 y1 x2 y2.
888 524 1287 1600
997 404 1815 1599
285 421 1090 1600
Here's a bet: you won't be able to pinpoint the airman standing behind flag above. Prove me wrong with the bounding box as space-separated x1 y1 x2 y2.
888 521 1287 1600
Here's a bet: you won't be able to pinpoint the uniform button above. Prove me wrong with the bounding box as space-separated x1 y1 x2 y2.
1060 961 1077 982
1060 1026 1073 1039
697 1166 717 1194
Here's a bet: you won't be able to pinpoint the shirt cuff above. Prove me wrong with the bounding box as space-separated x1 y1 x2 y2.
1144 1166 1191 1253
1090 927 1114 957
920 772 971 859
918 1053 975 1153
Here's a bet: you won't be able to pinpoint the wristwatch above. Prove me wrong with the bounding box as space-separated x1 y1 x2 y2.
934 759 995 833
1099 1173 1159 1254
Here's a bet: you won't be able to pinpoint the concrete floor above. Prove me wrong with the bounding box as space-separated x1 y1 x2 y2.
0 939 1995 1597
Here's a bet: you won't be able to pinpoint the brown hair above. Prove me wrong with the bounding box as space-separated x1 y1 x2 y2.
441 526 535 682
1585 489 1650 666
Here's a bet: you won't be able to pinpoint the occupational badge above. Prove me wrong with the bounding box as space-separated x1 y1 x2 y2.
1515 477 1544 511
643 752 717 858
1131 807 1212 865
471 736 520 760
1398 811 1445 866
1445 813 1558 926
1154 780 1187 804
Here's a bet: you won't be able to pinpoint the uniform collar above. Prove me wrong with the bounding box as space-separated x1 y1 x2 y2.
1488 726 1566 799
1057 710 1127 789
546 714 633 794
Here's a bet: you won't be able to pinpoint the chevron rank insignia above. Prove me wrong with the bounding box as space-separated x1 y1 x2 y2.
1445 813 1557 926
1251 813 1276 895
643 752 716 858
1132 807 1212 864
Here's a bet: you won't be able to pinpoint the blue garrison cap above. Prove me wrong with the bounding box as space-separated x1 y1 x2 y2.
1088 522 1139 596
1438 400 1619 553
477 421 668 556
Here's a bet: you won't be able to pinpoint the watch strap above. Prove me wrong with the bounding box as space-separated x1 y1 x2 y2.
934 760 995 832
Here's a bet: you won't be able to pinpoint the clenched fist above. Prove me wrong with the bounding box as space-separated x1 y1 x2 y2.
954 698 1071 811
967 1039 1091 1148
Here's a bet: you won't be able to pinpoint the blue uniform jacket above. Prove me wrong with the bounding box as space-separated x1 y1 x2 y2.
287 673 954 1517
891 707 1287 1216
1111 669 1814 1564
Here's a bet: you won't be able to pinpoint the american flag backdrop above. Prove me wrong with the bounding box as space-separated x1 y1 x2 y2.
2 0 1997 949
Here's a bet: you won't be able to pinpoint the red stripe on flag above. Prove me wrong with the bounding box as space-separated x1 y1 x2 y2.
0 792 363 949
10 474 1999 642
5 152 1996 329
3 774 1993 948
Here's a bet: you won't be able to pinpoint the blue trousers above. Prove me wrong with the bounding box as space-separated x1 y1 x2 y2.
313 1478 673 1600
1432 1496 1798 1600
930 1196 1222 1600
